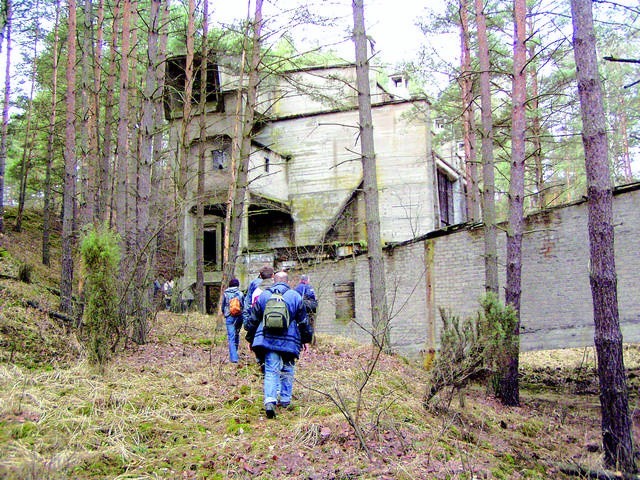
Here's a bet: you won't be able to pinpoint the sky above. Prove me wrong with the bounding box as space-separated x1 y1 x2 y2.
210 0 447 67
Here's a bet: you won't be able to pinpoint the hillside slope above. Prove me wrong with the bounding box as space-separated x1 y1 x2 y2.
0 209 638 479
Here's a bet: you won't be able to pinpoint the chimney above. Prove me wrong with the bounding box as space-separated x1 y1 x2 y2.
388 73 410 99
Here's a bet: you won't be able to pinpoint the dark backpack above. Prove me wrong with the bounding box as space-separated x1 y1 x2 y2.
303 296 318 313
229 296 242 316
263 291 290 330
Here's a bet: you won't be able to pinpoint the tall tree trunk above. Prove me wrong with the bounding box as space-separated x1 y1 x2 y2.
43 0 61 266
102 0 119 227
618 97 632 183
459 0 480 222
149 0 168 268
176 0 196 283
570 0 635 472
78 0 94 226
132 0 160 343
61 0 78 316
195 0 209 313
14 0 40 233
0 0 9 236
352 0 389 349
474 0 498 294
92 0 104 223
222 0 262 291
115 0 131 244
527 15 544 210
501 0 527 407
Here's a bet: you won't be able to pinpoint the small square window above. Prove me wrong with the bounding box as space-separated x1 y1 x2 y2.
212 149 228 170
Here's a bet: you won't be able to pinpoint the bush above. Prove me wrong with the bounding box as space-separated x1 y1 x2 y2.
17 263 33 283
424 292 518 406
80 226 121 367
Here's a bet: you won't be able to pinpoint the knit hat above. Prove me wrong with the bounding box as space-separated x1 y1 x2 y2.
229 278 240 287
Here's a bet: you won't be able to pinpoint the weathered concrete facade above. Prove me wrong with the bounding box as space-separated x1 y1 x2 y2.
306 183 640 359
165 59 465 304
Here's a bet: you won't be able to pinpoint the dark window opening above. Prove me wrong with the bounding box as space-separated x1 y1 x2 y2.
164 55 222 118
212 149 228 170
264 156 270 173
204 230 217 266
334 281 355 323
438 170 454 227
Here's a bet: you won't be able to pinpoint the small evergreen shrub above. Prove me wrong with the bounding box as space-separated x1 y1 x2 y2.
80 226 121 367
18 263 33 283
424 292 518 406
479 292 518 397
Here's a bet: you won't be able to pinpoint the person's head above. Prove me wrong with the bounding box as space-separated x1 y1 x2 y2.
259 265 274 279
300 274 309 284
229 278 240 288
274 270 288 284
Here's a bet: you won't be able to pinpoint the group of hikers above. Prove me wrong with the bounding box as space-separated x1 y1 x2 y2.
220 266 318 419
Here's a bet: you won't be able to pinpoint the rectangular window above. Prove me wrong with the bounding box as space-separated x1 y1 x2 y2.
334 281 355 323
438 170 454 227
204 229 217 266
212 149 228 170
264 156 270 173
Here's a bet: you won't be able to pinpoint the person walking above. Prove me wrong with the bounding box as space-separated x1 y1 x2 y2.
221 278 245 364
245 270 313 419
295 274 318 344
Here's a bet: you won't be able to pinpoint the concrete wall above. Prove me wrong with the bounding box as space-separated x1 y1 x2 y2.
308 184 640 359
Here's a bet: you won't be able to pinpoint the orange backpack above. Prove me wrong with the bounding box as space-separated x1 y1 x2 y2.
229 296 242 316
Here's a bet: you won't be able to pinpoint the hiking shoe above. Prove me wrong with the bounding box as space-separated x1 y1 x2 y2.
265 402 276 419
278 402 290 409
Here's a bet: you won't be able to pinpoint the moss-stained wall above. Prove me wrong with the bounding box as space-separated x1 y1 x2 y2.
255 100 434 246
305 184 640 360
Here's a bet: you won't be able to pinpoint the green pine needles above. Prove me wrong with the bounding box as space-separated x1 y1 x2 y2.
424 292 518 407
80 226 121 367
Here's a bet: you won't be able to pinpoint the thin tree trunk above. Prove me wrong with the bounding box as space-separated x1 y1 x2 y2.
352 0 389 349
43 0 61 266
14 0 40 233
115 0 131 242
222 0 262 290
92 0 104 224
501 0 527 407
459 0 480 222
61 0 78 316
474 0 498 294
176 0 196 283
78 0 93 226
149 0 168 267
195 0 209 313
132 0 160 343
0 0 9 236
527 15 543 210
618 97 632 182
570 0 635 472
102 0 119 227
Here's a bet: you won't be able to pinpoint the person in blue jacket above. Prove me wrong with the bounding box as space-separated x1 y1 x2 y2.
220 278 244 364
244 270 313 419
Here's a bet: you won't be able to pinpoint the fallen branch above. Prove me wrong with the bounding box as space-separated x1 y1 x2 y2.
24 300 77 326
558 463 640 480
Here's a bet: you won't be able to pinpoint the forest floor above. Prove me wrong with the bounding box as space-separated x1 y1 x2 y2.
0 209 639 479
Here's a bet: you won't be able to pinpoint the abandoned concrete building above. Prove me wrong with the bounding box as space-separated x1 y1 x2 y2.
165 57 466 311
164 57 640 360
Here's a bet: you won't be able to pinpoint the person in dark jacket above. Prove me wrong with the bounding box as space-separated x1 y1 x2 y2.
221 278 244 364
244 270 313 419
295 274 318 344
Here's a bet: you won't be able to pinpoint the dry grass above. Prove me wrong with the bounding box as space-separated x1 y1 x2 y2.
1 210 638 478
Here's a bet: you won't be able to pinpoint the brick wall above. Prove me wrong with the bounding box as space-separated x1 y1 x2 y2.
307 183 640 360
